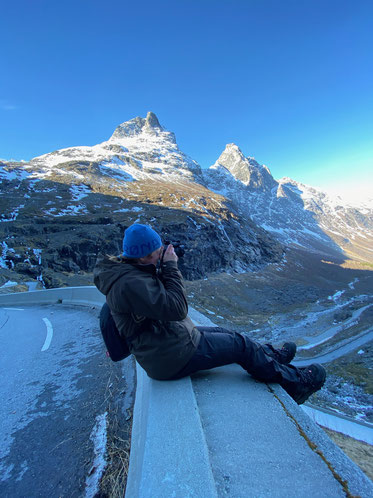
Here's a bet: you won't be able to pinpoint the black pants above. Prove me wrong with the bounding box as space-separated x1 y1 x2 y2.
172 327 301 394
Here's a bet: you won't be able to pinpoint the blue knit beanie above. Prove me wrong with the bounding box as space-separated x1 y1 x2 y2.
122 224 162 258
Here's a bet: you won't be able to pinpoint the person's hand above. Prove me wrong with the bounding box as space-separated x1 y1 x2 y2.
163 244 178 263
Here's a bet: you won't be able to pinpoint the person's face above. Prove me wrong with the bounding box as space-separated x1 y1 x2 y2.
141 246 163 266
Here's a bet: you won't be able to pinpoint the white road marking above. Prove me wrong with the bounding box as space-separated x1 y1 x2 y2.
2 308 25 311
41 318 53 351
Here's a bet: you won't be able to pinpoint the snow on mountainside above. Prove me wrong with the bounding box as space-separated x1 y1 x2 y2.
25 111 202 184
204 145 373 263
0 113 283 286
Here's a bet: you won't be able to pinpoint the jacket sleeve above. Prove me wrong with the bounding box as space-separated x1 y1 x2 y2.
120 261 188 321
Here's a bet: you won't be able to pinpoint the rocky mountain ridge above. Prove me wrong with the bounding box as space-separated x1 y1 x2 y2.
0 112 372 290
203 144 373 263
0 113 282 288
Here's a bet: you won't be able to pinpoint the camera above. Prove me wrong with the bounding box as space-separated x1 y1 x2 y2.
162 240 185 259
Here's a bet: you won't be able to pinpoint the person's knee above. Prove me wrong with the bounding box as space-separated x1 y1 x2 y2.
233 332 257 354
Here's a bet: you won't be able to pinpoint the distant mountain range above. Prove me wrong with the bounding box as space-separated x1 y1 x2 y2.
0 112 372 288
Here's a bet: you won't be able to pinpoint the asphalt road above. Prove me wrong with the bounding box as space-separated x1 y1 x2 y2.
0 304 131 498
293 328 373 366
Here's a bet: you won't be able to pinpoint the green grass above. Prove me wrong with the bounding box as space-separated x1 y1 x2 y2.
328 362 373 395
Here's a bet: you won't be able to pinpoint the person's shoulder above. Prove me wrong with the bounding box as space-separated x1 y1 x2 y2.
119 264 156 285
95 254 123 268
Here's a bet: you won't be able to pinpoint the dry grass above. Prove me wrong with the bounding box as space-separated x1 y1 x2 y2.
98 421 131 498
95 370 133 498
322 428 373 482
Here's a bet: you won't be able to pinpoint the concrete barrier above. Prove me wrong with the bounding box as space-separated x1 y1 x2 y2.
0 286 105 308
125 364 218 498
1 287 372 497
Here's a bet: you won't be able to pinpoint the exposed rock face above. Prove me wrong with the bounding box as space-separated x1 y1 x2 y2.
0 196 282 287
145 111 162 128
214 144 277 191
110 111 166 140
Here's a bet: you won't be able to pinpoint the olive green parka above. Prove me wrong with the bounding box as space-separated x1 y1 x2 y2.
93 255 200 380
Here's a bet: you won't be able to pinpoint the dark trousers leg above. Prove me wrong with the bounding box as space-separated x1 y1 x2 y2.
172 327 301 392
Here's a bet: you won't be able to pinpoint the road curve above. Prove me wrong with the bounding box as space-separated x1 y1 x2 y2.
0 304 130 497
293 328 373 367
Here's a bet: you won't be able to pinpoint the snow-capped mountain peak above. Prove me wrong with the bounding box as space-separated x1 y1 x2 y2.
109 111 176 144
211 143 276 191
23 112 201 182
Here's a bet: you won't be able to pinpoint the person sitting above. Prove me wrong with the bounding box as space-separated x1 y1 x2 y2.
94 223 326 405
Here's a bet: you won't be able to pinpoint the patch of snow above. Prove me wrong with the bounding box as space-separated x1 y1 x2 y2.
26 281 39 291
114 207 130 213
70 184 91 201
15 460 29 482
260 223 289 235
98 160 135 182
33 249 42 265
348 278 359 290
85 412 108 498
0 241 9 268
0 204 25 222
37 274 46 288
44 205 88 217
328 290 345 301
0 166 31 182
217 223 233 247
0 280 18 288
301 227 329 241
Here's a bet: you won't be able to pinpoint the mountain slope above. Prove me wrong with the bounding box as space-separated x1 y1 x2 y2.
20 111 203 186
0 113 282 288
203 145 373 263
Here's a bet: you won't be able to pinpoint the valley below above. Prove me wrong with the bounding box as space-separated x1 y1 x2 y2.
185 248 373 426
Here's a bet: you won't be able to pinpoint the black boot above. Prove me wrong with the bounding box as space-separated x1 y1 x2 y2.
285 364 326 405
265 342 297 364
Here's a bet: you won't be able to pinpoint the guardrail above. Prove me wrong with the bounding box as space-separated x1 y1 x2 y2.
0 286 105 307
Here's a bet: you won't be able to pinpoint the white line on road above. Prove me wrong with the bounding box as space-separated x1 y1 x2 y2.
41 318 53 351
2 308 25 311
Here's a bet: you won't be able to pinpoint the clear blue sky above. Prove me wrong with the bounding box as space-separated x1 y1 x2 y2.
1 0 372 201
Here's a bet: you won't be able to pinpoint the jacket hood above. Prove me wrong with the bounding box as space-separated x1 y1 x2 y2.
93 255 156 296
93 255 133 296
